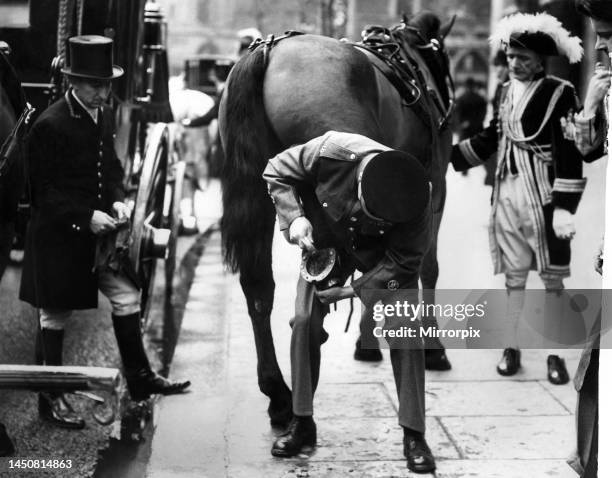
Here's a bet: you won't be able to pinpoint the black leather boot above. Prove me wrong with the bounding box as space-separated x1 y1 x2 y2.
112 313 191 401
37 329 85 429
271 415 317 457
547 355 569 385
496 348 521 376
0 423 15 456
403 428 436 473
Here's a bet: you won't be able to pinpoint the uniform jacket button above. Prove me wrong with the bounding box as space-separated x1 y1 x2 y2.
387 280 399 290
350 216 357 222
322 202 328 207
350 153 356 159
348 227 354 232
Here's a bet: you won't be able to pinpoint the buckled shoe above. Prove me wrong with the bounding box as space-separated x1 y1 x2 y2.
496 348 521 376
547 355 569 385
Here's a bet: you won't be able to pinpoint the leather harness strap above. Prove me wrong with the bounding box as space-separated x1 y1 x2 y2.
248 30 305 66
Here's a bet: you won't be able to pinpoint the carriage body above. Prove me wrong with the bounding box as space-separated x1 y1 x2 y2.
0 0 186 320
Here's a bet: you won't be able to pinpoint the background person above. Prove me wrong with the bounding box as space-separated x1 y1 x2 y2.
451 13 586 384
19 36 190 429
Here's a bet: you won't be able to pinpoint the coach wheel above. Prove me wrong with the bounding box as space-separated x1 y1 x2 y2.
129 123 171 325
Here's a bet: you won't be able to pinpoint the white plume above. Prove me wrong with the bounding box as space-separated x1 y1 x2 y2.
490 12 583 64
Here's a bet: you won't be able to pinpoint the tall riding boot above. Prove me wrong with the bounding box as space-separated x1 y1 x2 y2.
37 328 85 429
111 313 190 401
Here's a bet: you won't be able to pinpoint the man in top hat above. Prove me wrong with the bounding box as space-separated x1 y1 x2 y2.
451 13 587 383
263 131 436 473
19 35 190 429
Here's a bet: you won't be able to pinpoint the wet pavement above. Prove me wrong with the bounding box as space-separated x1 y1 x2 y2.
144 158 606 478
0 182 220 478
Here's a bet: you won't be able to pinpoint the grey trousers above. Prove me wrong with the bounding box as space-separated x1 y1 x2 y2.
290 276 426 433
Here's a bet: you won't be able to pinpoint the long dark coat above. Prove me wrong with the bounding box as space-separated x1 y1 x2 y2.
19 91 125 309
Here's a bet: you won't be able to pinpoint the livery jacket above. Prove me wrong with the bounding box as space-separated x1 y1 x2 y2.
263 131 431 306
20 90 125 309
451 74 586 278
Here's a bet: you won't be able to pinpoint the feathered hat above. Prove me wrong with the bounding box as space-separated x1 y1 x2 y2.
490 12 583 64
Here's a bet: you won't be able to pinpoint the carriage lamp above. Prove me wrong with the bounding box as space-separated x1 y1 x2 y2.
143 1 167 51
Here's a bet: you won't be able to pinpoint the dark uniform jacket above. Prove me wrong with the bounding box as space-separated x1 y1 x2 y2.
451 74 587 278
20 90 125 309
263 131 431 307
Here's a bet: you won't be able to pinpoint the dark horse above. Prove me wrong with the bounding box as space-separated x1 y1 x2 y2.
218 12 455 425
0 48 27 279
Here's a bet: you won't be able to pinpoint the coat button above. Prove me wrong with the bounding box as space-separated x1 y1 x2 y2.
348 227 354 232
99 183 102 188
387 280 399 290
76 226 80 231
98 194 102 199
379 230 384 235
350 153 356 159
72 224 76 229
97 172 102 177
350 216 357 222
322 202 328 207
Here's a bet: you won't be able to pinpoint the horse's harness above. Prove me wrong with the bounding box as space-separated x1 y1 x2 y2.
248 25 455 132
352 24 455 131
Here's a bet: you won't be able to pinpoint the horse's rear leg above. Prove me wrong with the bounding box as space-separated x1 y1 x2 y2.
240 238 292 427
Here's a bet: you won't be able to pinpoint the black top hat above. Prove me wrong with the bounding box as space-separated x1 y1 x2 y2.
360 151 429 223
61 35 124 80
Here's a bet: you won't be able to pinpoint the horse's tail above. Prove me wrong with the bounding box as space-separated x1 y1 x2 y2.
220 47 280 275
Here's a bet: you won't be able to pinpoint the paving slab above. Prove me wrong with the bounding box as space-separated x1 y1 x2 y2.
145 168 601 477
441 416 574 460
227 460 432 478
416 381 569 417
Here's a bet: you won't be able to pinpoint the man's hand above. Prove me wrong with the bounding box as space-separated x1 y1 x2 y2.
90 210 117 235
552 207 575 240
315 285 355 305
583 64 611 118
288 216 315 251
112 201 131 222
595 240 604 275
